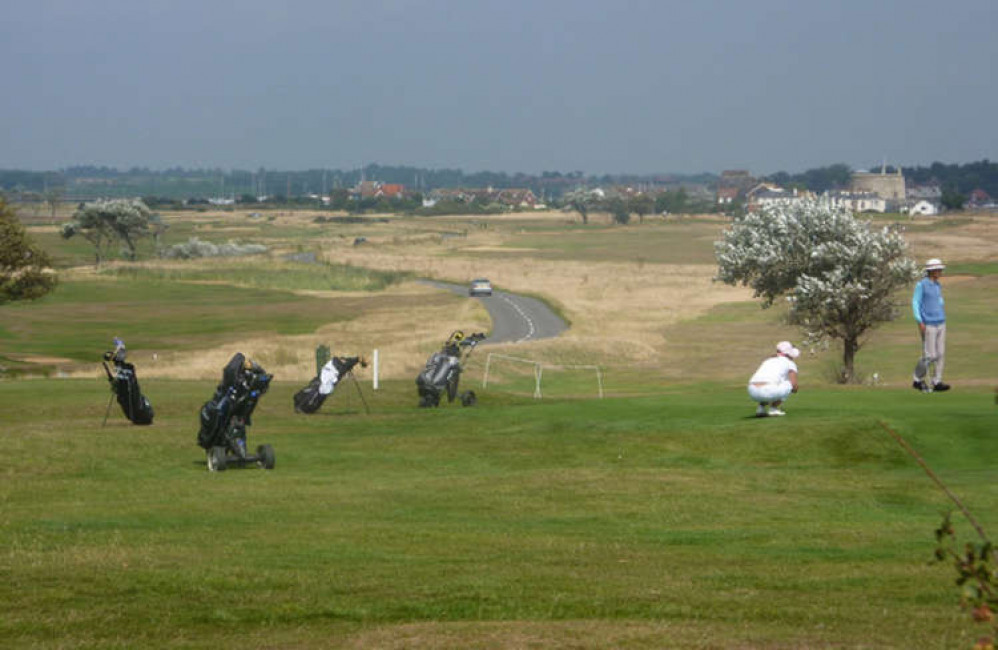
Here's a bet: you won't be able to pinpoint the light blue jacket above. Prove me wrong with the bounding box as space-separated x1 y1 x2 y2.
912 277 945 325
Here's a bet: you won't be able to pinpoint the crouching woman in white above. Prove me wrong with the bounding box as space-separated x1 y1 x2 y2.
747 341 800 417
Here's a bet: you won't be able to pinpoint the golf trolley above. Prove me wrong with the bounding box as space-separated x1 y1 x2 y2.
197 353 275 472
293 354 368 414
101 338 154 425
416 330 486 408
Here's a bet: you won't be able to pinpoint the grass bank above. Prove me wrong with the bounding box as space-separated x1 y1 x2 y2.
2 379 995 648
0 274 426 365
98 259 411 293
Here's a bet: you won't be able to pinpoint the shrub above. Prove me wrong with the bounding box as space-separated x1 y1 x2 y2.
159 237 268 259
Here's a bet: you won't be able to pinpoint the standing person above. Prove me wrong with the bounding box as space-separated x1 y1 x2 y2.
747 341 800 417
912 258 950 392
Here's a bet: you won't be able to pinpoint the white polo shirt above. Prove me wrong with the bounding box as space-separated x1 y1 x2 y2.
749 356 798 384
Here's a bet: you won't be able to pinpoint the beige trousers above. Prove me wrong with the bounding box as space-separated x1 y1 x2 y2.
914 323 946 385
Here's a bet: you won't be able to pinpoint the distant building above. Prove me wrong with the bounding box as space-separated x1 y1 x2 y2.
907 184 941 201
825 190 887 213
745 182 783 202
968 189 993 208
851 166 905 202
495 188 539 208
716 187 739 204
353 181 407 200
750 188 794 210
716 169 755 204
426 187 539 209
904 200 939 216
745 184 814 212
378 184 406 199
355 180 380 198
719 170 755 191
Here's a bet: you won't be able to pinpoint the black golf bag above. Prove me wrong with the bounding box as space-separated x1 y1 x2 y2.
293 355 366 414
197 353 274 470
416 331 485 407
102 340 154 425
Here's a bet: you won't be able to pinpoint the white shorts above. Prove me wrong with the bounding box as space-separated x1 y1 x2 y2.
747 381 793 404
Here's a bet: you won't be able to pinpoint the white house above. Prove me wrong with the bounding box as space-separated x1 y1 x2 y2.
824 190 886 213
747 186 813 211
905 200 939 216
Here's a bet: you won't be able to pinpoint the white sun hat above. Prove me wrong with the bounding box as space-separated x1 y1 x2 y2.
776 341 800 359
924 258 946 271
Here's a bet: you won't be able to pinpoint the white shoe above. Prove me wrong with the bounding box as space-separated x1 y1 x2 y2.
767 408 786 416
756 405 767 417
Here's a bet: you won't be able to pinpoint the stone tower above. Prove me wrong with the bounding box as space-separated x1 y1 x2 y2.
850 164 906 201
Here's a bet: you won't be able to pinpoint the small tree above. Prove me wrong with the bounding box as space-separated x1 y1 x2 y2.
655 188 689 215
44 186 65 218
941 186 967 211
563 189 599 224
0 197 57 303
629 194 654 223
607 196 630 224
715 199 919 383
62 199 153 264
934 513 997 649
149 213 169 248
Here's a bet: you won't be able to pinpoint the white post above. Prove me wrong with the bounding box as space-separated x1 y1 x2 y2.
596 366 604 399
372 349 380 390
534 364 543 399
482 352 493 389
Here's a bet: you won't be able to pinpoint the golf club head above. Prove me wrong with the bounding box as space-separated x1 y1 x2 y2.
914 357 929 378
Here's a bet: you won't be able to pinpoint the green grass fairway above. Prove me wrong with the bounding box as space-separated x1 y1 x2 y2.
3 379 996 648
461 221 724 265
0 274 437 365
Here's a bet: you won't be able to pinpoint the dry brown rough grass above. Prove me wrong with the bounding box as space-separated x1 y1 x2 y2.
61 210 998 381
325 226 751 371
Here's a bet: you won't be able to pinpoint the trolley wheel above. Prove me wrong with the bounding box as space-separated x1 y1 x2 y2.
208 446 227 472
257 444 276 470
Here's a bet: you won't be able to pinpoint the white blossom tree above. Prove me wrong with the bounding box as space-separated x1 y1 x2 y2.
563 188 601 224
62 199 153 264
715 199 919 383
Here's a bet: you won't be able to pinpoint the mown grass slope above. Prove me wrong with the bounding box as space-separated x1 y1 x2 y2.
0 272 416 365
2 378 996 648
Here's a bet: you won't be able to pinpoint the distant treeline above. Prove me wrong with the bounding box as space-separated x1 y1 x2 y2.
3 160 996 202
902 160 998 197
765 160 998 196
764 164 853 194
0 164 714 201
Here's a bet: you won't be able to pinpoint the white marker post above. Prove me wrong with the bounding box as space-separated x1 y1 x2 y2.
372 348 379 390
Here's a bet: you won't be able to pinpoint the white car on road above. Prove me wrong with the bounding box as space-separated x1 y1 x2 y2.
468 278 493 297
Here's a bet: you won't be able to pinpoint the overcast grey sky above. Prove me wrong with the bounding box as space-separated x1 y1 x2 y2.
3 0 996 175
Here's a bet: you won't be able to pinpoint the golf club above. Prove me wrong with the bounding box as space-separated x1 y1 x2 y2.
348 371 370 415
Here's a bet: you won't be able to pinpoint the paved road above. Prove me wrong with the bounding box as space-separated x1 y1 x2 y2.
420 281 568 344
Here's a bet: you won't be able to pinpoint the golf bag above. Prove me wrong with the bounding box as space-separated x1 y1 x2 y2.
293 355 366 414
416 331 485 407
197 353 272 460
102 339 154 425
